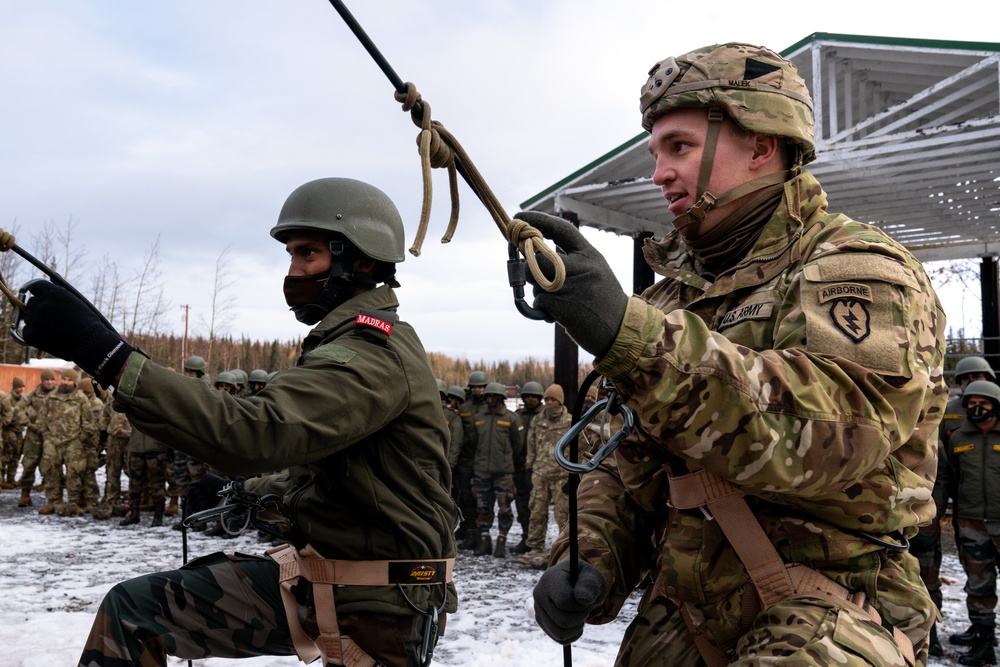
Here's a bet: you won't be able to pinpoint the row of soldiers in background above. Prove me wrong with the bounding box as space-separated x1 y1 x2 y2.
0 356 275 531
438 370 598 567
915 355 1000 666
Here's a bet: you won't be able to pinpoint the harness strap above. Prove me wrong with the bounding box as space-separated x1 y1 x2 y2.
667 469 915 666
267 543 455 667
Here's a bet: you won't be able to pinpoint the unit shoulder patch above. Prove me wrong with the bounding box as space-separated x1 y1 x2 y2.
355 309 397 336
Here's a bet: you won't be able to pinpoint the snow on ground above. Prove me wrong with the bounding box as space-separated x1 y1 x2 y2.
0 468 984 666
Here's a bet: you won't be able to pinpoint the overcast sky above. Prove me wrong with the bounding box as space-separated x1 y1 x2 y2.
1 1 995 365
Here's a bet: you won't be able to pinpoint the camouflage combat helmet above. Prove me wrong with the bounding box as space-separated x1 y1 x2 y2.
485 382 507 398
468 370 489 387
215 371 238 388
446 385 466 402
954 356 996 382
249 369 269 384
520 381 544 398
270 177 405 263
184 355 207 375
962 380 1000 407
640 43 815 162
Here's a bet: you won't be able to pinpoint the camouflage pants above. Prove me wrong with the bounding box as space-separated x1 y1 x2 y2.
525 473 569 552
171 449 192 497
103 435 129 504
955 517 1000 626
513 467 532 533
910 517 943 610
473 472 515 537
83 440 101 506
65 439 97 508
452 464 477 533
1 427 23 481
127 451 167 512
78 551 425 667
40 437 68 503
18 429 43 490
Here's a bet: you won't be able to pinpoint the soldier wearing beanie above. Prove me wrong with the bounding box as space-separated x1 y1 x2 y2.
39 368 96 516
525 43 946 665
17 369 58 506
0 376 26 488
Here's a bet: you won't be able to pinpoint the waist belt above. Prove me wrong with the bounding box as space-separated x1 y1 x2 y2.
267 543 454 667
668 469 915 667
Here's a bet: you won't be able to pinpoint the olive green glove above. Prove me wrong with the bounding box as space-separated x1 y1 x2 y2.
515 211 629 357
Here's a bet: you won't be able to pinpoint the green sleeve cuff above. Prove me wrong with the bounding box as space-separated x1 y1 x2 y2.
595 297 663 381
114 351 149 400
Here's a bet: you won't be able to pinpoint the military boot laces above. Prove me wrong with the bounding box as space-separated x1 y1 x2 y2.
959 626 998 667
476 533 492 557
493 536 506 559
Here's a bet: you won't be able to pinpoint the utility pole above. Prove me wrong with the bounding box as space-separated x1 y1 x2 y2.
181 304 190 369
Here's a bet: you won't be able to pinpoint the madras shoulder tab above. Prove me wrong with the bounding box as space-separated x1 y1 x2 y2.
355 309 398 342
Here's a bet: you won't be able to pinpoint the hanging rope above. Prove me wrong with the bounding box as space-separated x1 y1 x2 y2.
393 82 566 293
0 230 27 310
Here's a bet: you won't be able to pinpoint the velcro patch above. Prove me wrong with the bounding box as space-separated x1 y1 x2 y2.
719 301 774 330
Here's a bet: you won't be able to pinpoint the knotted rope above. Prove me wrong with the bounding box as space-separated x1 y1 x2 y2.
0 231 27 310
393 82 565 292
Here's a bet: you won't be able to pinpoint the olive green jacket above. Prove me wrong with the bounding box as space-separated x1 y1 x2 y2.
114 285 457 616
938 418 1000 521
472 407 523 475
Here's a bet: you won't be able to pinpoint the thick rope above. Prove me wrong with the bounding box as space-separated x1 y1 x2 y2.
393 83 566 292
0 230 27 309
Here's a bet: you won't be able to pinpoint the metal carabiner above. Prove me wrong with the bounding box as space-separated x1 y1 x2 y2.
554 392 635 475
507 243 553 322
7 280 37 345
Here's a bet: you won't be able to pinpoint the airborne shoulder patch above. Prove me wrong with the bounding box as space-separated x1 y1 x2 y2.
829 298 871 343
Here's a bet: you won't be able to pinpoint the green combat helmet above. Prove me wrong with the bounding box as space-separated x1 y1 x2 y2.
520 381 544 398
639 43 815 232
230 369 249 390
468 370 489 387
249 369 269 384
215 371 238 392
485 382 507 398
184 355 207 377
954 356 997 383
270 178 405 325
962 380 1000 414
436 379 447 395
446 385 466 402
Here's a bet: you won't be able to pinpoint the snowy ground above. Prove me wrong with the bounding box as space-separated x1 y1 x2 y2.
0 468 984 667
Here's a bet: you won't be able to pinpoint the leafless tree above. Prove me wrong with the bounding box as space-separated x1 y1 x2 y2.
54 216 87 284
0 220 26 363
202 245 236 371
127 236 170 340
90 253 124 328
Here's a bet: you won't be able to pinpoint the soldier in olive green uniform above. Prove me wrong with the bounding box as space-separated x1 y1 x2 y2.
472 381 524 558
1 376 27 489
937 381 1000 665
525 43 947 667
121 424 169 527
22 177 457 667
512 380 544 554
19 369 57 507
444 385 465 469
455 369 489 549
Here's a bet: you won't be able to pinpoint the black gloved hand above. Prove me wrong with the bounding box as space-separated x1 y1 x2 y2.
533 559 609 644
21 280 134 388
514 211 629 358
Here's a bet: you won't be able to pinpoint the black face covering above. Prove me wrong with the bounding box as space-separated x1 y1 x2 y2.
968 404 997 423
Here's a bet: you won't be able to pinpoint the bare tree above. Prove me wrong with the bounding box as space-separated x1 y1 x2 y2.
0 220 26 363
90 253 124 327
202 245 236 371
54 216 87 284
127 236 170 340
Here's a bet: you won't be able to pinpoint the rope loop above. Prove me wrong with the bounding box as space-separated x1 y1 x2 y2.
0 229 27 309
392 83 565 291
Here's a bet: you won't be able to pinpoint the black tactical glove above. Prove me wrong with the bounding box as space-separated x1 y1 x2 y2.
21 280 134 388
515 211 629 358
533 559 609 644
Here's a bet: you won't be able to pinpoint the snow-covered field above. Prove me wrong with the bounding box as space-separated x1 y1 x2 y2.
0 469 982 667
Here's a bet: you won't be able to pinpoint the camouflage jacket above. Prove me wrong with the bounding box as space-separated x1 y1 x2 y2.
24 386 53 434
6 392 27 432
525 406 572 479
44 388 96 447
0 390 11 429
555 170 948 642
106 402 132 439
114 285 457 616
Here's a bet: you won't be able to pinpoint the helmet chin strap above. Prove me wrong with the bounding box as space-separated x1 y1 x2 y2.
670 108 795 235
291 240 373 325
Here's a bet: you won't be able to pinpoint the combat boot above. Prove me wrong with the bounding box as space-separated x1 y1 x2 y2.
458 528 479 551
37 502 56 515
510 537 529 555
959 625 998 666
119 505 140 526
150 511 163 528
476 532 492 557
0 478 14 490
493 536 507 558
164 496 179 517
929 623 944 657
17 489 31 507
60 502 84 517
954 625 999 647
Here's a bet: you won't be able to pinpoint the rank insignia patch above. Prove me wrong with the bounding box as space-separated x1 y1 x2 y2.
830 298 870 343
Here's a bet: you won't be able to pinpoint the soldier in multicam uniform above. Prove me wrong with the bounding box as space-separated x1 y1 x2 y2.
512 381 545 555
40 369 96 516
0 376 27 489
102 400 132 507
78 378 105 510
936 380 1000 666
22 176 457 667
518 383 573 569
471 381 524 558
522 43 947 666
18 369 57 507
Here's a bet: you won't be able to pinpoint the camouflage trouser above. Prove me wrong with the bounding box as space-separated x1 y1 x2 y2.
171 449 192 497
452 464 477 533
472 472 515 537
910 517 943 611
78 551 425 667
103 435 129 504
1 427 23 481
513 467 532 534
127 451 167 512
955 517 1000 627
615 551 930 667
65 439 96 508
525 473 569 552
41 437 68 503
18 429 43 490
